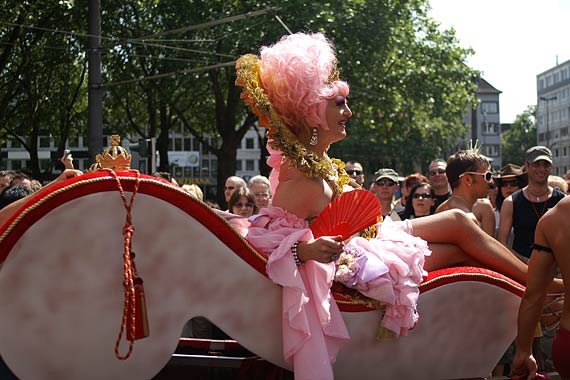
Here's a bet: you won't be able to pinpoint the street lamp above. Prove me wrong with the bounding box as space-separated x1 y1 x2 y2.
540 95 557 148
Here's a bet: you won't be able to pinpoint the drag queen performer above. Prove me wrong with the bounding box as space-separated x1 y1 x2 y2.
235 33 564 380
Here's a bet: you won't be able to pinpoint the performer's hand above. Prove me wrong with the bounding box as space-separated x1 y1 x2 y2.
511 351 538 380
49 169 83 186
60 151 74 170
298 235 344 263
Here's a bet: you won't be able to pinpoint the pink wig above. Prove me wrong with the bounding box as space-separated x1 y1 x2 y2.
259 33 349 133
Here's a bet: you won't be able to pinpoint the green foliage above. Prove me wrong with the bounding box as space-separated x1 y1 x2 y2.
501 105 537 166
1 0 479 188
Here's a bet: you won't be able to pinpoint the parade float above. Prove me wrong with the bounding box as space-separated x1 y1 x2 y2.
0 137 524 379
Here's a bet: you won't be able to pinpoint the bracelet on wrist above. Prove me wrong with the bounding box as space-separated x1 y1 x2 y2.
291 241 303 265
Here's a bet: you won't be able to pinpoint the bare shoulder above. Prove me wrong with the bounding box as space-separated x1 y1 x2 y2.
435 198 453 213
473 198 494 213
272 164 330 219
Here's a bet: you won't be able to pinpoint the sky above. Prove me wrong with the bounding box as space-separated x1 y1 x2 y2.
428 0 570 124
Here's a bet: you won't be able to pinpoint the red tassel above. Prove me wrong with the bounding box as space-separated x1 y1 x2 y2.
126 276 149 341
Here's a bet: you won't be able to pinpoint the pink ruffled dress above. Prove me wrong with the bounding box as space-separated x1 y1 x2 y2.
243 206 430 380
229 144 430 379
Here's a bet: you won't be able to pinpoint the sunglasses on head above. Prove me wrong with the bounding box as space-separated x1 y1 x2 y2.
429 168 446 176
459 171 493 182
346 169 363 175
412 193 432 199
375 179 396 187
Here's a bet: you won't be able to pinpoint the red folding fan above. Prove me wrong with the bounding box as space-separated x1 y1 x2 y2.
310 189 382 240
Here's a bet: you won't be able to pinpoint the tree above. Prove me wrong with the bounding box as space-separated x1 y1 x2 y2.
501 106 537 166
0 0 87 180
1 0 479 199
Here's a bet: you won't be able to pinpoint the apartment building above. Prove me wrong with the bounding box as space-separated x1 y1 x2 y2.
462 77 502 170
537 59 570 176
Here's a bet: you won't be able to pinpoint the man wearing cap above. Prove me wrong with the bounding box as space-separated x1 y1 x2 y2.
372 168 404 221
498 146 565 260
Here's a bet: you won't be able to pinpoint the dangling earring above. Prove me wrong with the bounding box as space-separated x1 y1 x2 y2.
309 127 318 146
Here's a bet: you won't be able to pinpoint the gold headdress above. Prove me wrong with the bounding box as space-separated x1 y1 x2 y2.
235 54 350 197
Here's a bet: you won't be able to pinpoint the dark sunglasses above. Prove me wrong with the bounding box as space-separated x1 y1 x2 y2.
429 168 446 176
375 179 396 187
460 171 493 182
346 170 363 175
224 186 235 191
233 202 254 208
412 193 432 199
501 179 519 187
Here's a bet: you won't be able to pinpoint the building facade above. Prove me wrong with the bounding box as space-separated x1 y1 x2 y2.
537 59 570 176
462 77 502 170
0 126 263 202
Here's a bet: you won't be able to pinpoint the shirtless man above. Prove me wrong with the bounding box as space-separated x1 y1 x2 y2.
436 150 495 236
512 195 570 380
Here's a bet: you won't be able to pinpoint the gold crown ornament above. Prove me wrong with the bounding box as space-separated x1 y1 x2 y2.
88 135 132 172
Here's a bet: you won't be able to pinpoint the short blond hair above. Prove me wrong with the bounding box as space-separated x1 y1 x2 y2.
182 184 204 201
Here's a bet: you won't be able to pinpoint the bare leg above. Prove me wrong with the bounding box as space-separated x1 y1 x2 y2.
412 209 564 294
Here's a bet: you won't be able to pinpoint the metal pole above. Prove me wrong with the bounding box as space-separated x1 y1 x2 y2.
88 0 103 163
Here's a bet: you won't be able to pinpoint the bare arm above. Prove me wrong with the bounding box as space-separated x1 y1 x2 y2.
512 216 557 378
472 198 495 237
271 164 343 264
0 169 83 227
497 195 514 246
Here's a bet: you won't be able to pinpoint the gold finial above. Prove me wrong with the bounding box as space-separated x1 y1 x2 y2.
88 134 132 172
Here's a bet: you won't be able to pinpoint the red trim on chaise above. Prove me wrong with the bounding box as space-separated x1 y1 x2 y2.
0 171 524 314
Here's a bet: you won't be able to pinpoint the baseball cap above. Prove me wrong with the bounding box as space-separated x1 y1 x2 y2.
526 146 552 164
374 168 399 183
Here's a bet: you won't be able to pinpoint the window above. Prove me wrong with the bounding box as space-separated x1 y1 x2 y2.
39 136 51 148
184 138 191 150
184 167 192 177
11 160 22 170
538 132 545 143
481 102 498 114
236 160 242 171
482 144 499 157
246 160 255 171
245 138 254 149
482 122 499 135
174 138 182 151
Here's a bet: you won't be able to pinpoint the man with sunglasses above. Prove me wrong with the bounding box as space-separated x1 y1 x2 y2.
372 168 404 221
344 161 365 186
224 175 247 209
498 146 565 261
427 159 451 211
499 147 566 374
436 150 496 236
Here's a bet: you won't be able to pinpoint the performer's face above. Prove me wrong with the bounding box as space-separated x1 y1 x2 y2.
325 95 352 142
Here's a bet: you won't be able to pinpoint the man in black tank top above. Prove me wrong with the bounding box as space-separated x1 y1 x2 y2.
498 146 565 259
509 187 565 258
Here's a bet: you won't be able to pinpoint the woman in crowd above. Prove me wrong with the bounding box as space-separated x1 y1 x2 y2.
401 182 435 219
228 186 257 217
235 32 563 380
